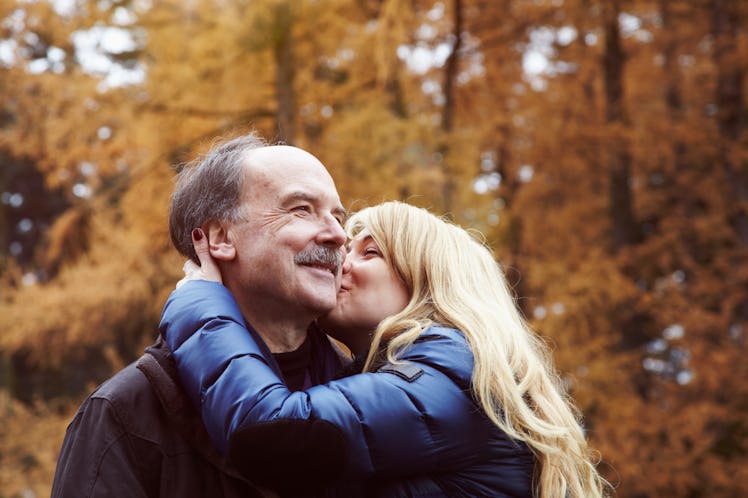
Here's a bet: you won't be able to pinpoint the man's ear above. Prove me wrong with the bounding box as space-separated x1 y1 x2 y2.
203 220 237 262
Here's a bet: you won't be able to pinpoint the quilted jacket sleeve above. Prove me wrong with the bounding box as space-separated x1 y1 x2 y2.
160 280 491 479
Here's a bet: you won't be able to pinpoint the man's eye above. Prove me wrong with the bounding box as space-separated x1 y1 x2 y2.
292 205 311 213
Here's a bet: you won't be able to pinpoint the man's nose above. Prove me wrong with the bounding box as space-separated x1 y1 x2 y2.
317 213 347 248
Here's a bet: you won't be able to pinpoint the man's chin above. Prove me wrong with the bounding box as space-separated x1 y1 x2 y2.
299 277 337 304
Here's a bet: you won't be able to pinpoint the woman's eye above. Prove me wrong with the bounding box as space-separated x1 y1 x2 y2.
364 248 379 256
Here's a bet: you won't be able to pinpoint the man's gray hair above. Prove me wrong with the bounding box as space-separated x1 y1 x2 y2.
169 133 267 263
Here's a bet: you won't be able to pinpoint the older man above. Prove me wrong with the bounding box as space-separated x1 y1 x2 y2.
51 134 349 497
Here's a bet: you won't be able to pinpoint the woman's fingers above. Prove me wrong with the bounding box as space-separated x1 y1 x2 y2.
191 228 223 283
175 228 224 288
176 259 202 288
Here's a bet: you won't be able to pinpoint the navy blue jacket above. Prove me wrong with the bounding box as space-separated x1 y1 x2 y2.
161 281 534 497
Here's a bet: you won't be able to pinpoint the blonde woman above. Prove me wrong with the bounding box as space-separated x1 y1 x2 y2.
161 201 608 497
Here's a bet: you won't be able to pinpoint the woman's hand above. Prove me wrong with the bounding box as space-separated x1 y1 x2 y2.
176 228 223 287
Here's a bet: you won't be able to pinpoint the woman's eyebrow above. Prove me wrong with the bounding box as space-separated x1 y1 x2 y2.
350 235 374 250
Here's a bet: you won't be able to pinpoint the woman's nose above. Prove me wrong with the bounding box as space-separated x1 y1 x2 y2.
341 255 351 274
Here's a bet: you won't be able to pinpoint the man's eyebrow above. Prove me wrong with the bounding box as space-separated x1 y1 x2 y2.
281 191 348 219
333 205 349 222
280 191 317 206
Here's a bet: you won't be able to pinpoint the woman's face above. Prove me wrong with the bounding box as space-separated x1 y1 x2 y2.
319 229 410 355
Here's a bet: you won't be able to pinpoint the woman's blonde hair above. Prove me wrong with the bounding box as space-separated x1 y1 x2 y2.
346 201 608 498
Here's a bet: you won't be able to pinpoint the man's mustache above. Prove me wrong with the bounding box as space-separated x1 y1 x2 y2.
294 245 344 274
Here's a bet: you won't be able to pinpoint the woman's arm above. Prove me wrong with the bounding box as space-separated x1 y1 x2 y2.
160 281 490 480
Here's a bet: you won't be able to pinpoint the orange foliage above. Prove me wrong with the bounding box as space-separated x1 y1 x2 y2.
0 0 746 496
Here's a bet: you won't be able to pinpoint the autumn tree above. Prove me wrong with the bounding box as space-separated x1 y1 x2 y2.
0 1 746 496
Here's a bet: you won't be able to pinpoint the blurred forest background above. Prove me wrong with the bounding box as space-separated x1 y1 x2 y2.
0 0 746 496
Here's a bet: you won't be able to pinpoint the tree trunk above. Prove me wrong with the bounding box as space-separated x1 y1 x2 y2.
712 0 748 245
438 0 463 213
659 0 687 174
603 0 638 251
442 0 463 133
274 3 296 144
494 124 531 317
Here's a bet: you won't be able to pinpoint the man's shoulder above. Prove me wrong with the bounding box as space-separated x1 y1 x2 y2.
89 360 151 402
54 353 276 498
75 358 168 440
72 349 209 454
84 338 192 420
85 357 171 423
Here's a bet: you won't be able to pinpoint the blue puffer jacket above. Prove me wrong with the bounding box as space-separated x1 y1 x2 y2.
161 281 534 497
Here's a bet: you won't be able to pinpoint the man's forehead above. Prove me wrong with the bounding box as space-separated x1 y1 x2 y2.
245 145 319 168
243 146 329 179
241 147 342 208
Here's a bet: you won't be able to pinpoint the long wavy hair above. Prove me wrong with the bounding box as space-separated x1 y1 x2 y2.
346 201 608 498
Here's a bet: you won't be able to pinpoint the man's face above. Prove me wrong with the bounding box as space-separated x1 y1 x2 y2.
228 146 347 318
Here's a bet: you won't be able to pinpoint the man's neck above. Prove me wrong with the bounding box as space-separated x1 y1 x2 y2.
222 274 315 352
255 322 307 353
234 299 311 353
273 336 312 391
